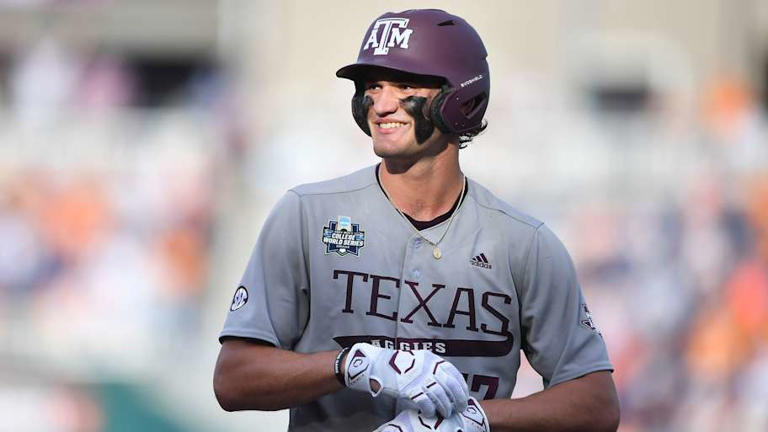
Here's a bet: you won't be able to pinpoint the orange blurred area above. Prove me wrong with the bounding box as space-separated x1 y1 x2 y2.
687 304 752 380
726 259 768 341
157 226 208 297
704 77 754 140
748 176 768 258
38 176 112 260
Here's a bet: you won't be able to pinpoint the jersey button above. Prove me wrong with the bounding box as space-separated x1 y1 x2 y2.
413 238 422 248
412 269 421 278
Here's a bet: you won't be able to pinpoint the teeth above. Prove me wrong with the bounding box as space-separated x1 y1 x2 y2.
380 122 406 129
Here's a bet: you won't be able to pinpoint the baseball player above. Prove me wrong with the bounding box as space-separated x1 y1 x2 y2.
214 9 619 432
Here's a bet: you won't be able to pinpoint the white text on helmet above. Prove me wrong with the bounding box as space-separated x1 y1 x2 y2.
364 18 413 55
460 74 484 88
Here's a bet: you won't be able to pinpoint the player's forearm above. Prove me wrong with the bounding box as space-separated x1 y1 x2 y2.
481 371 619 432
214 340 344 411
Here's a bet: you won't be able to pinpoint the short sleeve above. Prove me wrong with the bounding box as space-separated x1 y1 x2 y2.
518 224 613 388
219 191 309 350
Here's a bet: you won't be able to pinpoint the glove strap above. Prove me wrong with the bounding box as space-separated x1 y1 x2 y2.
461 397 491 432
333 347 350 386
344 343 380 393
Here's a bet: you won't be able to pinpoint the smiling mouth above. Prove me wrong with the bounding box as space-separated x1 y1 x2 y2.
378 122 408 130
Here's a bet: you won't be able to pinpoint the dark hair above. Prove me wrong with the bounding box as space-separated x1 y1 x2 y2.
457 120 488 148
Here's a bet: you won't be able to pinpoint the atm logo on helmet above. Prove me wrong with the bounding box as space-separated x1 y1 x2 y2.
363 18 413 55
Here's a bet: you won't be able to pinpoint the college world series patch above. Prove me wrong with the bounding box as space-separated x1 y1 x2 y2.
322 215 365 256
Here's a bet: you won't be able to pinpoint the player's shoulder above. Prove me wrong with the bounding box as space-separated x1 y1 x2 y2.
289 165 378 197
467 179 544 230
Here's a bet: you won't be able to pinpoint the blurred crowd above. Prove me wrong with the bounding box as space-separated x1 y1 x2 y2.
566 77 768 431
0 35 230 431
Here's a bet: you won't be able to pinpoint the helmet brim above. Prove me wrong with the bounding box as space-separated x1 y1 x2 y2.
336 63 446 86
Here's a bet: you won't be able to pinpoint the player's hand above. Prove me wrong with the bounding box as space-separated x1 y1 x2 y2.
372 397 490 432
344 343 469 418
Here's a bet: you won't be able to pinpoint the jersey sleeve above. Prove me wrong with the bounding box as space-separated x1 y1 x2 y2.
517 224 613 388
218 190 309 350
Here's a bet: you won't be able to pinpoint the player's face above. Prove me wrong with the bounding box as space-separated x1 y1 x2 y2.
363 79 445 160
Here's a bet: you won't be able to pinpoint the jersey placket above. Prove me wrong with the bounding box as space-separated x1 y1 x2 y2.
394 226 443 349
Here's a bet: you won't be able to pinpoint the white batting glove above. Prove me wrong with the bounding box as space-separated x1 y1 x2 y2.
372 397 490 432
344 343 469 418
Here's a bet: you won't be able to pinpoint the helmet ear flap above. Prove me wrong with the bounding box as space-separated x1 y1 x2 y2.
429 87 453 134
352 84 372 136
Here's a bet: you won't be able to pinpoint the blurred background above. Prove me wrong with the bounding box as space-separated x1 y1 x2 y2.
0 0 766 430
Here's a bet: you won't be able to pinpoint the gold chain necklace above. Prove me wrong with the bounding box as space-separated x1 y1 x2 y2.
380 173 467 260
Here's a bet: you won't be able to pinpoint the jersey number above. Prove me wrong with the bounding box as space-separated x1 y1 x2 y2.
462 373 499 399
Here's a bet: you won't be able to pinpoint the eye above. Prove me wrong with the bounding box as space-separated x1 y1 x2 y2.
365 82 381 91
398 83 414 90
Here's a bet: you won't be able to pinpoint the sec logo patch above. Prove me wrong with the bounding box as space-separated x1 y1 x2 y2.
230 286 248 311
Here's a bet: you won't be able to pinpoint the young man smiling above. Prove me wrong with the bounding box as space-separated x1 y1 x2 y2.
214 9 619 432
364 75 465 225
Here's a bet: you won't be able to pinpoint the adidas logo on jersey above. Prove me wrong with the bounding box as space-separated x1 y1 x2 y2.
470 253 491 269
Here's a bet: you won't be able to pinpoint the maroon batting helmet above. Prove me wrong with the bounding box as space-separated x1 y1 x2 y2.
336 9 490 136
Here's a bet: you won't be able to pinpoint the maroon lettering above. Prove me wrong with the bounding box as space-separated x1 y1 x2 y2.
334 335 512 357
400 281 444 327
469 374 499 399
331 269 515 341
444 287 478 331
366 274 400 321
480 292 512 336
333 270 368 313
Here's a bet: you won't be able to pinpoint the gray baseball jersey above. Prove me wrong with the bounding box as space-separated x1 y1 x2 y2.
219 165 613 431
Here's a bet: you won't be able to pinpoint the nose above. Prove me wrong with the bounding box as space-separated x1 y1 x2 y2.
371 85 399 117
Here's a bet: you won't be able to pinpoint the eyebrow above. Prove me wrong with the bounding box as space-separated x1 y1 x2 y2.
364 80 442 89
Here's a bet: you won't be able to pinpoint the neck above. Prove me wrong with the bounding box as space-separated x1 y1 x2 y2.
379 148 464 221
